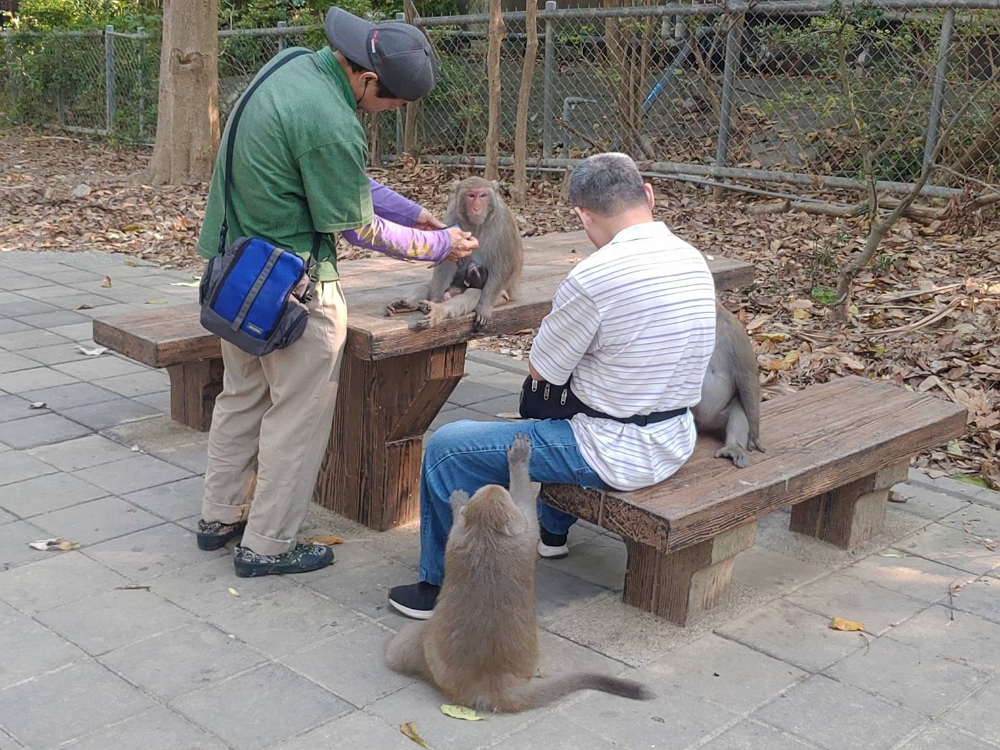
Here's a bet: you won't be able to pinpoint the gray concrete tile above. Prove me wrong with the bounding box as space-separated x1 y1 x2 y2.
74 453 193 495
941 504 1000 546
0 507 16 525
171 662 353 750
826 636 987 716
19 341 105 367
540 533 627 591
31 496 163 546
950 576 1000 624
0 659 155 750
27 434 138 472
908 469 1000 508
0 598 20 623
431 405 503 431
208 587 366 659
0 412 92 448
942 679 1000 741
65 705 230 750
0 520 52 571
844 550 975 604
716 600 866 673
0 318 32 335
0 615 87 690
448 380 511 406
753 675 924 750
60 398 161 430
463 359 504 378
151 554 295 617
122 476 205 521
52 355 150 380
87 522 225 581
100 621 267 702
0 350 37 374
0 366 78 394
468 392 523 417
282 621 413 708
897 523 1000 576
274 710 418 750
494 714 621 750
699 720 819 750
16 310 92 329
36 268 108 285
37 586 197 656
732 546 830 597
0 550 130 614
0 299 59 318
91 370 170 398
890 483 974 520
0 273 39 291
784 572 930 636
885 604 1000 673
0 393 36 424
73 301 146 318
0 472 109 517
899 724 1000 750
0 450 60 487
0 329 71 353
133 388 171 413
303 558 417 620
560 677 735 750
534 561 611 621
643 633 807 714
149 443 209 474
19 382 121 411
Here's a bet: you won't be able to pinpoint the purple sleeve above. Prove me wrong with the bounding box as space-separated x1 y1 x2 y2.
341 215 453 263
368 177 422 227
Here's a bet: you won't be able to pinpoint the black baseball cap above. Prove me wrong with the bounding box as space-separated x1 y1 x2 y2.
324 7 436 102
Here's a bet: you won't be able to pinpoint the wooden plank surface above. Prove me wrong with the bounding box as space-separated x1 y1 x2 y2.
541 376 968 553
92 230 755 366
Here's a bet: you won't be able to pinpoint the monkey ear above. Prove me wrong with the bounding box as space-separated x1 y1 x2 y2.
491 180 501 192
451 180 463 192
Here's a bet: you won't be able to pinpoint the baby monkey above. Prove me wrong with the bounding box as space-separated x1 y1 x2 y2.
385 434 654 713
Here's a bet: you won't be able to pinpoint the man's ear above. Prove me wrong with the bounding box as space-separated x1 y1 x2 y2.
643 182 656 210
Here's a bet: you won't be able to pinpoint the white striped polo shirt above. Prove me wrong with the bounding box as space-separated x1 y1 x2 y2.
529 221 717 491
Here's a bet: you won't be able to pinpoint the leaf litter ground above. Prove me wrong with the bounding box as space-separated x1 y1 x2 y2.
1 129 997 488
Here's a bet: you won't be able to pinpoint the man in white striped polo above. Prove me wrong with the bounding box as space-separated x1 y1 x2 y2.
389 152 717 619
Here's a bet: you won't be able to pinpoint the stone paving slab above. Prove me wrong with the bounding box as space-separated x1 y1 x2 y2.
2 252 1000 750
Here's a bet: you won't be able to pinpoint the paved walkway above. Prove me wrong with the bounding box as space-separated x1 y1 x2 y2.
1 250 999 750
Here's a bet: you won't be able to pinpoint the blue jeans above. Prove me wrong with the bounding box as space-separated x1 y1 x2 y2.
418 419 608 586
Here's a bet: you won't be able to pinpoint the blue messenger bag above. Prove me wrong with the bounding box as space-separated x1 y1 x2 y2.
199 49 321 357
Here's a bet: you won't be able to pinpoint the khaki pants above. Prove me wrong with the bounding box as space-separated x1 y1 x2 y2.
201 281 347 556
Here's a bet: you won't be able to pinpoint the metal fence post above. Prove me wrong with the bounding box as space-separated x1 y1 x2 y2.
923 8 955 172
714 2 743 182
136 27 146 140
396 12 405 157
277 21 287 52
104 24 116 134
542 0 557 158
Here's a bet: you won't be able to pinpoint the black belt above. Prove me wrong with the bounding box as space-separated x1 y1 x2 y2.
519 375 689 426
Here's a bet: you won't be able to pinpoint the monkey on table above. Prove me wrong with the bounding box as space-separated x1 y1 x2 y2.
385 177 523 329
692 302 765 468
385 434 654 713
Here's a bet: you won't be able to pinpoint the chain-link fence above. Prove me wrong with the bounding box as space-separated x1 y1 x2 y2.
2 0 998 190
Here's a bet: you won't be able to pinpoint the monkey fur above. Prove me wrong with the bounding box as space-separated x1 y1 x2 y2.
692 302 765 468
385 177 523 330
385 434 654 713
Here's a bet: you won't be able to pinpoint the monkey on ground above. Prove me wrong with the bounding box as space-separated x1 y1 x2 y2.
385 177 523 330
692 302 765 468
385 434 654 713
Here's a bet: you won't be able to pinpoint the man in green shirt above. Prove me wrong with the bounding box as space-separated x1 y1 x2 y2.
195 7 477 578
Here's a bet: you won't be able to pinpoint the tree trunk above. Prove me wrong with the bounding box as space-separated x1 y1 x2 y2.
403 0 421 157
512 0 539 204
484 0 504 181
145 0 220 184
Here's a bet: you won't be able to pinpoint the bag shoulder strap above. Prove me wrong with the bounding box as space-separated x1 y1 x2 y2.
217 49 321 267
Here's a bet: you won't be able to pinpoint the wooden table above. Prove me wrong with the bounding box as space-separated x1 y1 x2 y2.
94 230 755 531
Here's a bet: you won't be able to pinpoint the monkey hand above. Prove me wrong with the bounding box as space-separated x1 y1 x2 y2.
414 300 443 330
385 298 419 317
507 433 532 467
445 227 478 261
473 304 493 330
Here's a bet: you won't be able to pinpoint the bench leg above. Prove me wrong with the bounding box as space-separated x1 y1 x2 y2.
789 460 910 549
167 359 224 432
313 344 467 531
623 521 756 626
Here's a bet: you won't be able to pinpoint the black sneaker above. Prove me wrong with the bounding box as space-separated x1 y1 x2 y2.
388 581 441 620
537 527 569 559
233 543 334 578
196 519 247 551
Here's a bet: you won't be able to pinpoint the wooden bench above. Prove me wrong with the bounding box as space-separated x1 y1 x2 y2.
93 230 754 532
540 375 967 626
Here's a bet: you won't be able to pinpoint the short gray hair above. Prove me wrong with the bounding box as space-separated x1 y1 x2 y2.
568 153 647 216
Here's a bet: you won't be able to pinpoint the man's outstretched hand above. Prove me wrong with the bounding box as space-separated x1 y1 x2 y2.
446 226 478 262
415 208 446 231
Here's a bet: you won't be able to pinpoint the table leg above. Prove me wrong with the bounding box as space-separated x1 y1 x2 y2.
167 358 224 432
314 343 467 531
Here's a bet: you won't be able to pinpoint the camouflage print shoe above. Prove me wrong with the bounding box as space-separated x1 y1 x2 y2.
233 543 334 578
196 519 247 551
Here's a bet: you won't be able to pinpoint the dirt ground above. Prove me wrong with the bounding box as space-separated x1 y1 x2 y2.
1 128 998 488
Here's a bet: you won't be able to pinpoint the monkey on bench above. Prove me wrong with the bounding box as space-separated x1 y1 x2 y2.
385 434 654 713
692 302 765 468
385 177 523 330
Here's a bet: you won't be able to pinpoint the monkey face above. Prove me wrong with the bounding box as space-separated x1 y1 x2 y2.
463 188 493 226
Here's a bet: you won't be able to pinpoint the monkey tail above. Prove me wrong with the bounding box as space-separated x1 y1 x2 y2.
731 331 765 454
499 673 654 711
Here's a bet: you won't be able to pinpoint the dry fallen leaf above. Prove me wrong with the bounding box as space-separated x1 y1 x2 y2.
400 722 430 749
170 280 202 287
829 617 865 632
101 275 112 288
440 704 485 721
228 587 240 597
304 535 345 546
145 299 168 305
28 538 80 551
